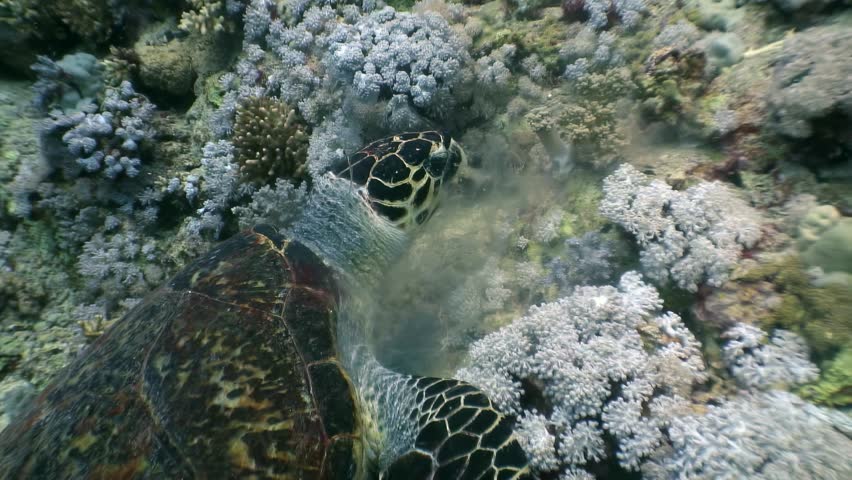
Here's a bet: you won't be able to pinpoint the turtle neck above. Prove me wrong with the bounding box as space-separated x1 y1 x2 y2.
289 173 408 289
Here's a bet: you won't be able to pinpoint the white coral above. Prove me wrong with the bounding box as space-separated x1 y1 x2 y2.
601 164 762 291
644 391 852 480
456 272 706 475
722 323 818 390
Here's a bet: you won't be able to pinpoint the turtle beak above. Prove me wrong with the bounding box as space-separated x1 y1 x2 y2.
450 140 488 191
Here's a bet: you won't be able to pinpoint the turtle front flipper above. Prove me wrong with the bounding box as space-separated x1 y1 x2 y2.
380 377 531 480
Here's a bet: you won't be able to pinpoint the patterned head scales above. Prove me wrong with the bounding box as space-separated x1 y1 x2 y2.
330 131 466 230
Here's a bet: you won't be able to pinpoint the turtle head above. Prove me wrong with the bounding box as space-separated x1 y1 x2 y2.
330 131 467 230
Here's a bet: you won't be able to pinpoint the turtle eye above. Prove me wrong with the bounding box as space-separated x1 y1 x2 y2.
423 149 449 178
443 140 465 181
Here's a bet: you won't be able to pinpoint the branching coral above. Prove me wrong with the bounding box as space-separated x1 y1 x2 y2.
40 81 155 181
185 140 247 240
644 391 852 479
262 5 469 121
78 229 160 304
82 89 150 176
562 0 647 31
232 178 308 229
600 164 762 291
559 27 622 81
722 322 818 390
637 44 708 135
233 96 310 183
456 272 706 476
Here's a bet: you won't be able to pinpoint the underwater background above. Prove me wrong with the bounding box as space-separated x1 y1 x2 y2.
0 0 850 477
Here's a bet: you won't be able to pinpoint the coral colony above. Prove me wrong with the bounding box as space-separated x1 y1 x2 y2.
0 0 851 477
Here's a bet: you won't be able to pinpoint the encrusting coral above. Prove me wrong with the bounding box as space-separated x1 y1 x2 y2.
736 254 852 356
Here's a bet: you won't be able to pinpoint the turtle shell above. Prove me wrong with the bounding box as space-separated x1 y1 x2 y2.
0 226 364 479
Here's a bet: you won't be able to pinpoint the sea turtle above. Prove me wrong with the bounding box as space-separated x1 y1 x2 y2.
0 131 532 479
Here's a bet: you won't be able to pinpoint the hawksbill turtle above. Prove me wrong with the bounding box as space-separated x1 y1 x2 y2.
0 131 532 479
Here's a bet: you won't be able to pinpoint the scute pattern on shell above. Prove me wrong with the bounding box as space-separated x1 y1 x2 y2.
0 227 363 479
382 377 533 479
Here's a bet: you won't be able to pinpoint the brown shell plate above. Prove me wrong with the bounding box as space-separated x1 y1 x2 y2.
0 226 363 479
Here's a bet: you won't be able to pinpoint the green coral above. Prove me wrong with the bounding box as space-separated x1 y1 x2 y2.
741 255 852 355
792 205 852 276
0 0 115 42
526 67 634 168
797 205 841 246
800 347 852 407
558 169 607 234
469 5 568 74
801 218 852 275
637 47 708 136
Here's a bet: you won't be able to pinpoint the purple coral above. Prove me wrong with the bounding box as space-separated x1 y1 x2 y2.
562 0 647 30
184 140 247 240
49 81 155 180
326 6 468 109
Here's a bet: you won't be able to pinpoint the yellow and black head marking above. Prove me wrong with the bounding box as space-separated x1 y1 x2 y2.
330 131 467 230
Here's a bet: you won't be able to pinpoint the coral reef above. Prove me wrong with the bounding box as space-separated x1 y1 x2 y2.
644 391 852 479
800 347 852 407
1 0 851 472
562 0 647 31
767 25 852 150
184 139 246 240
526 67 633 168
722 322 818 390
179 0 244 35
0 0 128 74
46 81 156 180
0 376 35 432
77 230 160 305
736 254 852 356
600 163 762 291
457 272 706 476
232 97 310 183
795 204 852 275
232 178 308 229
31 53 104 113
